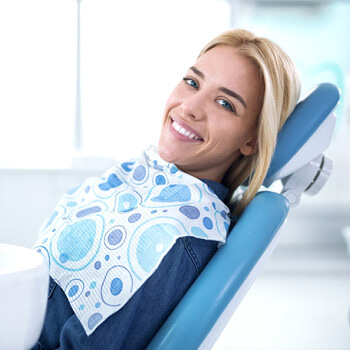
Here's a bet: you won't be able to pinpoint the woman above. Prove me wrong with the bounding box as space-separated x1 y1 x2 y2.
32 29 300 349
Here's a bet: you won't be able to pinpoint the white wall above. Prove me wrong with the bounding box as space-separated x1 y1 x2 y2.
0 167 103 248
214 261 350 349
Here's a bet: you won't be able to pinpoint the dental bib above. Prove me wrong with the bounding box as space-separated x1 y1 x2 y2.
34 146 230 336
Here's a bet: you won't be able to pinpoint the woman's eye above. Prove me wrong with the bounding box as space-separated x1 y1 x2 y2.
183 78 199 89
217 99 236 113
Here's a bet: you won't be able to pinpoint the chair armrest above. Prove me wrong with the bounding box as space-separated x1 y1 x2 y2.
147 191 289 350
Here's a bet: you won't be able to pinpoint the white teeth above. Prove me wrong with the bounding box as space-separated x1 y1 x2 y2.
172 121 201 140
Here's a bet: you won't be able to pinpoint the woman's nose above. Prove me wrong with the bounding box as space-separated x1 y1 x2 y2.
180 92 206 120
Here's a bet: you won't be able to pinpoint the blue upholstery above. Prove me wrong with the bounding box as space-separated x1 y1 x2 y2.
147 192 289 350
266 83 340 181
147 83 340 349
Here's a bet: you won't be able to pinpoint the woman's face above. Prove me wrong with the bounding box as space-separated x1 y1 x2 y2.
158 45 263 182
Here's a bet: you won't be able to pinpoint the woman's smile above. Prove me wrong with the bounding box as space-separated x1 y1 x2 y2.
170 117 203 142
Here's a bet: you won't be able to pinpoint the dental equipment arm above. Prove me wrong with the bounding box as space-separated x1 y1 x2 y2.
264 83 339 205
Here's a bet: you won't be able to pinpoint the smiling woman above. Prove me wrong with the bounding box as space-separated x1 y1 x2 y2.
158 45 263 184
32 28 300 350
159 30 300 215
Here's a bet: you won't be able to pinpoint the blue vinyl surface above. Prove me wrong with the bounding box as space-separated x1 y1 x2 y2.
265 83 340 181
147 191 289 350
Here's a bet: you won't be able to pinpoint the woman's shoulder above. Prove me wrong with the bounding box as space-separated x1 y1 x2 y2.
178 236 218 276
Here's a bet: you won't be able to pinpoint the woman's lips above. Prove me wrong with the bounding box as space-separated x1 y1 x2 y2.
169 117 203 142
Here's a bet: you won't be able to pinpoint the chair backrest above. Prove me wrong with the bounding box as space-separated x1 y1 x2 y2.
264 83 339 186
147 83 340 350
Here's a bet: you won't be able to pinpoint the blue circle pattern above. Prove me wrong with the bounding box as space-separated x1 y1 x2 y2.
104 225 126 250
57 219 96 262
109 229 122 245
49 216 105 272
76 206 101 218
179 205 200 219
128 213 141 223
34 147 230 335
133 165 146 181
136 223 180 273
203 217 213 230
110 278 123 295
88 313 103 331
101 265 133 307
114 190 141 213
65 279 84 302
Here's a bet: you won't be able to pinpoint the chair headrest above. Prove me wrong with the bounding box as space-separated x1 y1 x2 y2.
263 83 340 187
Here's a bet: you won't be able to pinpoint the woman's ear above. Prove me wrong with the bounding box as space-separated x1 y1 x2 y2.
240 136 258 156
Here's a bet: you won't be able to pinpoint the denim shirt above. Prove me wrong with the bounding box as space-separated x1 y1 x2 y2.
32 179 228 350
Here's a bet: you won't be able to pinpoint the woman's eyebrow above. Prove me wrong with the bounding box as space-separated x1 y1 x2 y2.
189 66 205 79
189 66 247 110
219 87 247 109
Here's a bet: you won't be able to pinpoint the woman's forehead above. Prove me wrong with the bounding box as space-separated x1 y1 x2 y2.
193 45 263 113
195 46 257 82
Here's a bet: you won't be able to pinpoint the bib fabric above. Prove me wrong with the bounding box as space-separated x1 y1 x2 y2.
34 146 231 336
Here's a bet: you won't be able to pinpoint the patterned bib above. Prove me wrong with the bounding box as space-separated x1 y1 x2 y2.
34 146 230 335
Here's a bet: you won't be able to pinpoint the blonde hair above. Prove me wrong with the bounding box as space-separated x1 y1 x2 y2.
199 29 301 216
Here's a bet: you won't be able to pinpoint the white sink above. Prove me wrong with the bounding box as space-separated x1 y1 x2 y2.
0 243 49 350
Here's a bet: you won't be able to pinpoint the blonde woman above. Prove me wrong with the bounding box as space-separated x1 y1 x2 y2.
32 29 300 350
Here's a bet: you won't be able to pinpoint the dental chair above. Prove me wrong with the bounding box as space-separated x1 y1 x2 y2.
147 83 340 350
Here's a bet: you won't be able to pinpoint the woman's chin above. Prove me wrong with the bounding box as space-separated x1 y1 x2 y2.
157 145 176 164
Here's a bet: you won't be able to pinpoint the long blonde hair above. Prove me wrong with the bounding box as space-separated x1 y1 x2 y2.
199 29 301 215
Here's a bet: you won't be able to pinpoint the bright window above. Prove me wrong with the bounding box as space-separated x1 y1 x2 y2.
0 0 231 168
0 0 76 168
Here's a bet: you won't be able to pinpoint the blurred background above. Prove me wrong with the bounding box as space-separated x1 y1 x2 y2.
0 0 349 348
